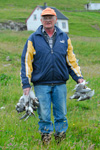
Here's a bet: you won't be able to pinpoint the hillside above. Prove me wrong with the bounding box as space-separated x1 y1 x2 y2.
0 0 100 37
0 0 100 10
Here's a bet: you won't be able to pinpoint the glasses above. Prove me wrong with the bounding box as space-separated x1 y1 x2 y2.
42 16 54 21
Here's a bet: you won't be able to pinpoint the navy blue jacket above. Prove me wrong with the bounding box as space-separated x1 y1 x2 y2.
21 25 83 89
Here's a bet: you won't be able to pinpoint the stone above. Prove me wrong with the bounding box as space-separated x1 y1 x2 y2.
0 20 27 31
6 56 11 61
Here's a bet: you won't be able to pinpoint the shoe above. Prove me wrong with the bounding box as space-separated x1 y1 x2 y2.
41 133 51 145
54 132 66 144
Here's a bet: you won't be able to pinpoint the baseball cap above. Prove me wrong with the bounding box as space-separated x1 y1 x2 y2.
41 7 57 17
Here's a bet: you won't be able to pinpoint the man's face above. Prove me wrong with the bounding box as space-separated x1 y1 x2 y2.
41 15 57 29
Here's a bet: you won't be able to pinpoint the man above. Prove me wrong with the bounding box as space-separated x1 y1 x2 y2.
21 7 84 144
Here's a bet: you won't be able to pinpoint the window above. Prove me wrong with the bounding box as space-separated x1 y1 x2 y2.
62 22 66 29
33 14 37 20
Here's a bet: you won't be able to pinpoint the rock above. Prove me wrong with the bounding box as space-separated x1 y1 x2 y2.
0 20 27 31
10 21 15 29
6 56 11 61
3 64 11 67
0 107 5 110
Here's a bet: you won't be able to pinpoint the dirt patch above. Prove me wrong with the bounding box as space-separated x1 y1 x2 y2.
91 24 100 30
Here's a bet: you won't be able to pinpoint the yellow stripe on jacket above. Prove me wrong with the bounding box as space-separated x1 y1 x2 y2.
66 38 82 77
25 40 36 83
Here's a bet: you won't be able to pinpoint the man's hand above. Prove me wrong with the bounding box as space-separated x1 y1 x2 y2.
78 78 84 83
23 87 31 95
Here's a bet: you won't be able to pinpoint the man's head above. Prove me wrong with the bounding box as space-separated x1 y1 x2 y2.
41 8 57 30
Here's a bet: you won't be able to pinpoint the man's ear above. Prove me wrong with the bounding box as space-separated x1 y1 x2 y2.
55 16 57 24
40 18 42 23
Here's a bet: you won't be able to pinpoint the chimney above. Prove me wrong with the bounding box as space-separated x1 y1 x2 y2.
44 2 47 8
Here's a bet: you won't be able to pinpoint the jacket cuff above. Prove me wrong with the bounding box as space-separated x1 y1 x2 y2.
22 84 31 89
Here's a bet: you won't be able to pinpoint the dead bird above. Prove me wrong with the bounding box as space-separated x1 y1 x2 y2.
16 89 39 120
70 81 94 101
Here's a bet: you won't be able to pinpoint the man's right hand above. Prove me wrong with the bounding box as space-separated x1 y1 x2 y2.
23 87 31 95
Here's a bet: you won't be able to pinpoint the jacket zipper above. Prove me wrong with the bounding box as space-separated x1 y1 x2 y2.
51 49 53 54
51 48 54 83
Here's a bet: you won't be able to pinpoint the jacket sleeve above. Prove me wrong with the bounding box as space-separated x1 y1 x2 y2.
66 38 83 82
21 38 36 89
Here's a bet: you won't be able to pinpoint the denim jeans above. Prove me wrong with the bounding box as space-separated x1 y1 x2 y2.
34 84 68 134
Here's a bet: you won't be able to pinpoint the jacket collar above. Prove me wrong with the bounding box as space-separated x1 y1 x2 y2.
35 25 63 36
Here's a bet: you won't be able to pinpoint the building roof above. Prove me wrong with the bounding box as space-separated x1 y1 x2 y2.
25 4 68 23
39 6 68 20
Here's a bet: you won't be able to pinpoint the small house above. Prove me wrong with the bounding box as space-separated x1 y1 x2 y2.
25 3 69 33
85 3 100 10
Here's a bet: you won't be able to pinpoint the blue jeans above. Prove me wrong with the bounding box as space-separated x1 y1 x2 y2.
34 84 68 134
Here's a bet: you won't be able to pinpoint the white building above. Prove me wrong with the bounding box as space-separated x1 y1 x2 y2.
85 3 100 10
25 4 69 33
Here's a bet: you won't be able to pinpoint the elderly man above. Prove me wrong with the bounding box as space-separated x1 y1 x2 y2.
21 7 84 144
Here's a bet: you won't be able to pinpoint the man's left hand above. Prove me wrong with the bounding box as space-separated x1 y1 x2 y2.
78 78 84 83
23 87 31 95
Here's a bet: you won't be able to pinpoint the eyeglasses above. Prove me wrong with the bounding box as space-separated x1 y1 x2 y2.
42 16 54 21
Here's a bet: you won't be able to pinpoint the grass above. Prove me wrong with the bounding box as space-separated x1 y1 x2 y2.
0 30 100 150
65 11 100 37
0 0 100 149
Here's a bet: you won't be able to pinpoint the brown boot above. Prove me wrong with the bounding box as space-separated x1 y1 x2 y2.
41 133 51 145
54 132 66 144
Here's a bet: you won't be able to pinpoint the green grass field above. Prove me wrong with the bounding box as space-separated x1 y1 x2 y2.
0 0 100 149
